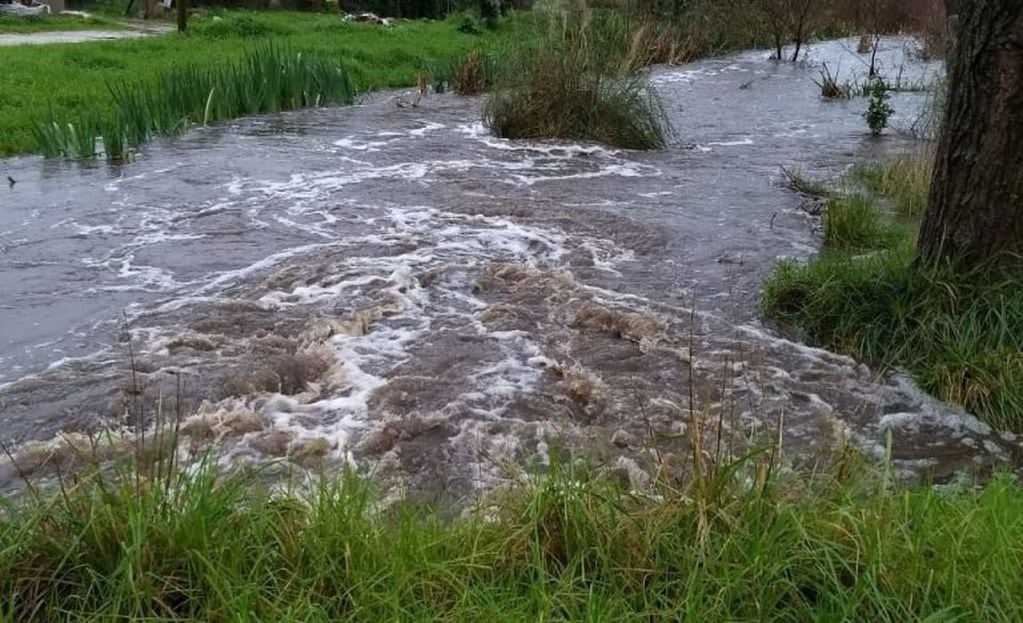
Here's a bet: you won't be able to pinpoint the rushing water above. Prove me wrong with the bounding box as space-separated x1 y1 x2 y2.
0 38 1018 499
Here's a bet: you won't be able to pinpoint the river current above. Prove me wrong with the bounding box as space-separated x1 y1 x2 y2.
1 37 1017 500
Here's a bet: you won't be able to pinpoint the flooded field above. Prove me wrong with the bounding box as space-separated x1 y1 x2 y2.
1 37 1017 500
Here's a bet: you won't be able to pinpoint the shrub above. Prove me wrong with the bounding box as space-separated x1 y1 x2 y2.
340 0 455 18
478 0 498 29
192 13 298 38
864 77 893 135
456 15 481 34
483 12 670 149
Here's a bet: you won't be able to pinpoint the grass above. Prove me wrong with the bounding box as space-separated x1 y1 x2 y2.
764 152 1023 431
780 166 833 197
0 10 526 157
2 433 1023 621
814 63 851 99
431 48 499 95
0 13 126 34
35 43 355 161
484 11 670 149
854 150 934 217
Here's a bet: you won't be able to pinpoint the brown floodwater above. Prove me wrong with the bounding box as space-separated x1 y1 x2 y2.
0 37 1017 501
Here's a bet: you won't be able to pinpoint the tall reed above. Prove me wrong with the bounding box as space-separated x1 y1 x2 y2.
35 44 355 162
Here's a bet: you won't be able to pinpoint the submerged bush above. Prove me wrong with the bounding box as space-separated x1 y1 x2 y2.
483 12 670 149
864 77 894 135
35 44 354 161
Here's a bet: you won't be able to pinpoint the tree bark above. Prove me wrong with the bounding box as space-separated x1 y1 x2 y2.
176 0 187 33
917 0 1023 268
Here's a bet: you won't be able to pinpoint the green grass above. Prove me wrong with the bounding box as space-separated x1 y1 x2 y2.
0 10 525 157
0 13 126 34
35 43 355 160
2 445 1023 621
764 155 1023 431
853 151 934 217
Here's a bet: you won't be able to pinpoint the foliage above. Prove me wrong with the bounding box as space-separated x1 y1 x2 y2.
854 150 934 217
483 11 670 149
478 0 499 29
432 48 498 94
0 11 526 157
864 76 894 135
34 44 354 161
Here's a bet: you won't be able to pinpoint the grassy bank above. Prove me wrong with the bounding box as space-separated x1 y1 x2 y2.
764 153 1023 431
2 448 1022 620
0 10 523 157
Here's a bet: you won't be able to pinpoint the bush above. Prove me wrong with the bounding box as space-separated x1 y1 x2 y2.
192 13 298 37
483 12 670 149
864 77 894 135
814 62 850 99
478 0 498 28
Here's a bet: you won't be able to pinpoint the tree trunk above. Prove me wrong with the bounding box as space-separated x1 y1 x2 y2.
176 0 187 33
917 0 1023 268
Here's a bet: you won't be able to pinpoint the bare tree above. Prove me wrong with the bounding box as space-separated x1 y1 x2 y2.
760 0 790 60
758 0 819 62
788 0 815 61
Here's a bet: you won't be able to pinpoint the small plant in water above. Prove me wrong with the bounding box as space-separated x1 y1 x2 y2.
814 62 850 99
864 77 894 136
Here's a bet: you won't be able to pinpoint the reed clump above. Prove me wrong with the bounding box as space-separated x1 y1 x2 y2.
432 48 499 95
814 62 851 99
34 44 354 162
483 11 670 149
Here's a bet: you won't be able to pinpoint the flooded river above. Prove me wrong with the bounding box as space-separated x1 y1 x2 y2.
1 38 1018 499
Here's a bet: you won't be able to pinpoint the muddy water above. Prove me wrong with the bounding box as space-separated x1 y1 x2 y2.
0 27 169 47
0 38 1017 499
